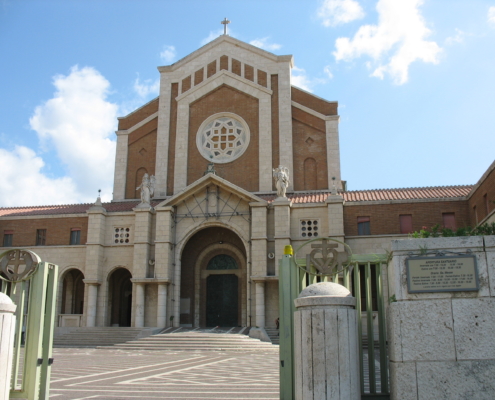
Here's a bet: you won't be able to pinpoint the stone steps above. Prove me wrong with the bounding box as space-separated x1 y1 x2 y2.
98 328 279 352
264 328 280 345
54 327 154 348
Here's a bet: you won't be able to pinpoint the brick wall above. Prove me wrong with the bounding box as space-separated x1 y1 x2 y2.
468 165 495 225
125 119 158 199
291 87 337 116
343 201 470 236
292 108 328 191
187 84 260 191
1 217 88 247
118 98 159 130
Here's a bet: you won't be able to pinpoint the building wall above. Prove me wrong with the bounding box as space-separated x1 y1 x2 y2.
1 216 88 247
343 201 470 236
118 98 159 130
468 163 495 225
187 85 260 191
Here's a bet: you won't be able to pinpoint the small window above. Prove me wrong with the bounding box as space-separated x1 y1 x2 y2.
300 219 319 238
36 229 46 246
3 231 13 247
442 213 456 230
399 215 413 234
70 228 81 245
357 217 371 235
114 227 131 244
473 205 478 225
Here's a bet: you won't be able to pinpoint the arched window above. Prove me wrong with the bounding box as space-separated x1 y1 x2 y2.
206 254 238 270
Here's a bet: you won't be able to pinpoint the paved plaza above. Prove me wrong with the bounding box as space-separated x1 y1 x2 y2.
49 347 280 400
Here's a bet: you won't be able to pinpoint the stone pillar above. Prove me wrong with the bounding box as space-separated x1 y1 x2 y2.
85 282 99 327
273 198 292 276
0 292 16 399
112 130 129 201
294 282 359 400
326 195 345 245
134 283 145 328
254 281 265 328
250 202 268 277
325 115 341 190
157 283 168 328
277 58 294 190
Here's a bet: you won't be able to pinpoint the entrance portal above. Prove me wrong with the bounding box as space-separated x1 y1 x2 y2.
206 274 238 327
108 268 132 327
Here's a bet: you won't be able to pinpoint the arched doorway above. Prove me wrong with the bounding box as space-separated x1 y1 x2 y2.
206 255 239 327
108 268 132 327
61 269 85 314
180 226 246 328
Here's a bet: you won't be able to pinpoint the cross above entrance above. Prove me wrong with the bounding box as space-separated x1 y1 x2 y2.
221 18 231 35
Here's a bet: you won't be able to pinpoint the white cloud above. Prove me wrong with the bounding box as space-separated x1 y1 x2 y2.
445 28 467 45
160 45 176 63
333 0 441 85
317 0 365 27
0 146 79 207
291 66 314 92
201 29 225 46
324 65 334 79
134 76 160 98
29 66 118 202
249 37 282 51
488 6 495 25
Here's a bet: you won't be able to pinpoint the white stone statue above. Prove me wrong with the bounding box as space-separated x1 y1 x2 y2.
273 165 290 198
136 173 155 204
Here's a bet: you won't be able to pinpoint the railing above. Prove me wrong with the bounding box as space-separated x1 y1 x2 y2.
278 238 389 400
0 249 58 400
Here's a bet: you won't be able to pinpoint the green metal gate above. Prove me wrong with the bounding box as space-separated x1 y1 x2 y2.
0 249 59 400
278 238 389 400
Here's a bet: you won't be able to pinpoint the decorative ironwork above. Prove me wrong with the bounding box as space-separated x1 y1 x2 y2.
0 249 40 282
294 237 352 277
207 254 238 270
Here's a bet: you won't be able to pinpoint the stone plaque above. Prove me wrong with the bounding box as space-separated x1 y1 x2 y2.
406 255 479 293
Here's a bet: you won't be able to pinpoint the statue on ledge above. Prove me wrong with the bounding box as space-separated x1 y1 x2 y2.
137 173 155 204
273 165 290 198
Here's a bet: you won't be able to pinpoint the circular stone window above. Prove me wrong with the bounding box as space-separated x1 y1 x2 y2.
196 113 250 164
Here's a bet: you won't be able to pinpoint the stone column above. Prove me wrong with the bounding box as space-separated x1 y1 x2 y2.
273 198 292 276
157 283 168 328
85 282 99 327
254 281 265 328
294 282 360 400
134 283 145 328
0 292 16 399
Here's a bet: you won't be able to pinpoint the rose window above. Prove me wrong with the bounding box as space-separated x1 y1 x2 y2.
196 115 249 163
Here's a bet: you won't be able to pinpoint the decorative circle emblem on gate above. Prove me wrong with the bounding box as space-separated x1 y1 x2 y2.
0 249 41 282
196 113 250 163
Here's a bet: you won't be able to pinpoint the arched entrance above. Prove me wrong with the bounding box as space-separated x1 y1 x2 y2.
108 268 132 327
61 269 85 314
206 255 239 327
180 226 246 328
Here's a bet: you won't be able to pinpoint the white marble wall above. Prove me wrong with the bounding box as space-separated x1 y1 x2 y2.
388 236 495 400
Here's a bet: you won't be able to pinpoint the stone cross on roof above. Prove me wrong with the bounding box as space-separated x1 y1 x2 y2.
221 17 231 35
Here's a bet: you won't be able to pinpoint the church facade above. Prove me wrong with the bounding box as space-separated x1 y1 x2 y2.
1 35 493 330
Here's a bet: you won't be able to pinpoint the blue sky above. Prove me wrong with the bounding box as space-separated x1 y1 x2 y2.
0 0 494 206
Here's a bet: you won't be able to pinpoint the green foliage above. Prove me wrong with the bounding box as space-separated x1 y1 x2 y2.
410 222 495 238
388 294 397 304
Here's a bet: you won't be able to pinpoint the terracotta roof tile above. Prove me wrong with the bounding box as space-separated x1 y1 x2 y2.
342 185 472 202
0 201 161 217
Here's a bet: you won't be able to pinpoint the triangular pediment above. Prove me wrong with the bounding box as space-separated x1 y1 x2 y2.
157 35 293 74
156 173 267 208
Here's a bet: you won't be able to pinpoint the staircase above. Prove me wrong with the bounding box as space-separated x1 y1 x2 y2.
264 327 280 345
53 327 156 348
98 327 279 351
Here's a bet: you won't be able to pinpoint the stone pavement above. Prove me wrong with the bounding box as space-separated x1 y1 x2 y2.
49 347 279 399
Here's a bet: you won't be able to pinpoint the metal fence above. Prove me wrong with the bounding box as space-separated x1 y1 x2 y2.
0 249 58 400
278 238 389 400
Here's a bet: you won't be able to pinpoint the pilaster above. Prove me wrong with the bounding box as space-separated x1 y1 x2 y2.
277 61 294 190
258 93 273 191
132 205 155 278
112 131 129 201
155 75 172 197
325 116 341 190
326 194 345 239
250 202 268 276
273 198 292 276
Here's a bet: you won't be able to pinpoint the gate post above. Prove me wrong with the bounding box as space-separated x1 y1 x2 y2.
294 282 360 400
0 292 16 399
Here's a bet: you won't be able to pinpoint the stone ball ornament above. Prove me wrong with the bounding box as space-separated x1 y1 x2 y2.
0 249 41 282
